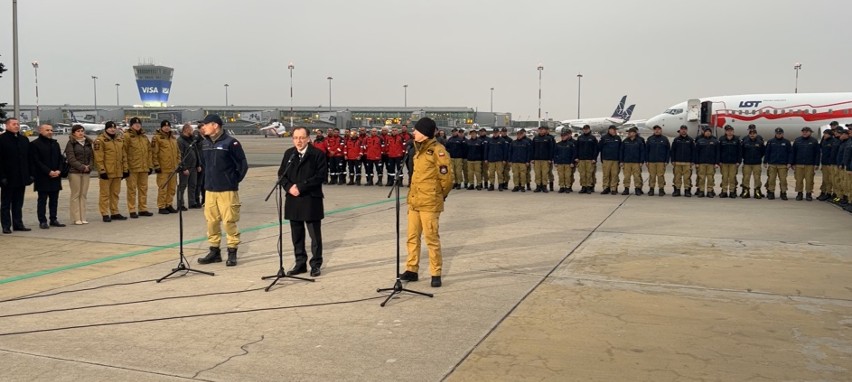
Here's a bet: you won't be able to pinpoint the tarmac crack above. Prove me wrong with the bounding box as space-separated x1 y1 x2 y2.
191 335 265 379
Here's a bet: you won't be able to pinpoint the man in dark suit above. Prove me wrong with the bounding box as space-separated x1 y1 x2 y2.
0 118 33 233
280 126 328 277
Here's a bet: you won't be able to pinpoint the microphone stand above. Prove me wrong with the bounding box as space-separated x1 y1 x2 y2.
377 148 433 307
157 138 214 282
262 151 315 291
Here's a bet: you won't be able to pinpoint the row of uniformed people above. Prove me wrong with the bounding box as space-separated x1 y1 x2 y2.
312 127 412 186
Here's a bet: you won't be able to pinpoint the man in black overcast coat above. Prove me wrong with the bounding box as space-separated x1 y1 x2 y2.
0 118 33 233
280 126 328 277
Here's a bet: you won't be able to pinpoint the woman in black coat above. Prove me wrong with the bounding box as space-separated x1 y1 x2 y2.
29 124 66 228
279 127 328 277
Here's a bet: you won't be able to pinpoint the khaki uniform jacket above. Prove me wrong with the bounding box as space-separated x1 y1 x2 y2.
93 132 129 179
124 128 153 173
407 138 453 212
152 129 180 171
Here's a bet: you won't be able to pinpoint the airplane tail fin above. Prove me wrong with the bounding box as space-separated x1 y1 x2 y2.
610 95 627 118
622 105 636 122
69 110 79 123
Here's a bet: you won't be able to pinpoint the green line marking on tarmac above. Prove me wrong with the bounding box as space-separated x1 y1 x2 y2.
0 197 400 285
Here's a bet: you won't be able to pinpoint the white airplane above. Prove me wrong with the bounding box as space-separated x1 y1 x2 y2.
556 95 637 134
645 92 852 139
258 121 289 137
62 111 108 135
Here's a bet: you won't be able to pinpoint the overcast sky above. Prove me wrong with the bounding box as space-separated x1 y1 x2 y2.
1 0 850 121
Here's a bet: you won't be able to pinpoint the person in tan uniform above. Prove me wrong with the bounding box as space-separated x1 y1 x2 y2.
123 117 154 218
93 121 129 222
152 120 180 214
399 117 453 288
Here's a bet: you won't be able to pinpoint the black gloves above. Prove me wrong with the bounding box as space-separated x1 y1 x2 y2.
26 177 34 186
177 166 186 173
99 173 109 180
154 168 162 174
122 172 130 179
148 168 153 175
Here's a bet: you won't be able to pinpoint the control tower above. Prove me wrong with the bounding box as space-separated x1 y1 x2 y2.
133 62 173 107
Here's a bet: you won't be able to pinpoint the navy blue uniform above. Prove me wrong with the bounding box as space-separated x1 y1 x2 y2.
576 133 598 161
719 136 742 164
201 132 249 191
792 136 820 165
486 136 510 162
464 137 485 161
619 137 645 163
695 136 720 164
509 137 532 163
741 136 765 165
764 137 792 165
445 136 467 159
645 135 670 163
553 138 578 164
670 135 695 163
597 134 621 161
531 134 556 161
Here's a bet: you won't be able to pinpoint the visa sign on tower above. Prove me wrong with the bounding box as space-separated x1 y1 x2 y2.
133 64 174 107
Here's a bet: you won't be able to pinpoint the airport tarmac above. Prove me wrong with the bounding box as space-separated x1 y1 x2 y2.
1 136 851 381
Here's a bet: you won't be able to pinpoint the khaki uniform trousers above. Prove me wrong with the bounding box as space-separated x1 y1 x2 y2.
98 177 122 216
766 164 789 192
833 165 846 197
533 160 550 186
125 172 149 213
157 170 178 208
794 165 815 193
647 162 666 188
68 173 90 223
502 160 511 185
462 160 469 184
205 190 241 248
487 162 506 186
742 164 762 190
622 163 642 188
845 170 852 199
451 158 465 184
481 161 489 185
672 162 693 189
720 164 738 193
511 163 528 188
556 164 576 188
820 166 833 195
602 160 620 189
696 164 716 192
405 209 442 276
466 161 483 186
578 160 596 187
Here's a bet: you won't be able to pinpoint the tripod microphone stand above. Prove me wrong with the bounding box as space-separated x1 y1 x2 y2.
261 151 315 291
377 153 433 307
157 139 214 282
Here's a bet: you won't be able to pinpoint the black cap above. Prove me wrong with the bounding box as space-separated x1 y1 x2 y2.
830 121 839 126
823 129 832 134
517 128 526 133
479 127 487 132
841 128 850 134
702 126 712 132
160 119 171 128
582 125 590 130
561 129 571 135
414 117 437 139
501 127 508 132
652 125 662 130
724 125 734 131
104 121 117 129
450 128 458 132
492 127 500 132
627 127 638 133
607 125 617 130
748 125 757 131
774 127 784 134
679 125 688 130
200 114 224 126
129 117 141 125
801 126 813 132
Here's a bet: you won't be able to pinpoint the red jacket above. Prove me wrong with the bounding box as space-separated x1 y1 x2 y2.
400 132 412 144
326 136 343 157
386 134 405 158
364 135 383 160
345 136 364 160
380 133 390 154
312 137 328 154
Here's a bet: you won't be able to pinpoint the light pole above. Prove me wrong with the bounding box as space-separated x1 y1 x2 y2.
490 87 494 112
577 73 583 119
794 63 802 94
403 84 408 108
115 83 120 105
288 62 295 127
224 83 229 106
12 0 20 120
32 61 39 126
537 63 544 127
327 76 333 111
91 76 98 123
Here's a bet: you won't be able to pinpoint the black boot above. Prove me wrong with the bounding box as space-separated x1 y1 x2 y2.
740 187 750 199
697 190 705 198
487 184 495 191
534 186 542 193
796 192 803 201
659 188 665 196
512 186 520 192
806 192 813 201
672 188 681 197
621 188 630 195
754 190 763 199
356 176 362 185
329 176 337 185
601 187 610 195
366 176 373 186
708 190 715 198
549 181 554 192
526 184 532 191
339 174 347 185
648 188 655 196
817 193 830 201
780 192 788 201
635 188 642 196
198 247 222 264
431 276 442 288
840 196 848 206
720 191 728 198
566 187 573 193
767 191 775 200
684 189 692 197
347 176 355 186
49 220 66 227
226 247 237 266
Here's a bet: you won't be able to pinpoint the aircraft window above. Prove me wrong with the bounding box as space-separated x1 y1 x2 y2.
813 109 817 114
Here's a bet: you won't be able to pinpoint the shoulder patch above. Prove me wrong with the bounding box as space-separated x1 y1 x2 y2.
439 165 448 175
438 151 446 157
233 141 240 146
93 141 100 150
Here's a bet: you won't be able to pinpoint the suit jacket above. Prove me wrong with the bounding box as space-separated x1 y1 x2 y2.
29 135 64 192
280 144 327 221
0 131 33 188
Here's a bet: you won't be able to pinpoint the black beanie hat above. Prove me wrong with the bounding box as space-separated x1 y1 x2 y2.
414 117 437 139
